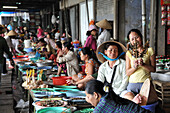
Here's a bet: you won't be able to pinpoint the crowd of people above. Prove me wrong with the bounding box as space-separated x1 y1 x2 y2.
0 18 160 112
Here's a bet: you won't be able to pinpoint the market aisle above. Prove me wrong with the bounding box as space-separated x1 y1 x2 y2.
0 70 14 113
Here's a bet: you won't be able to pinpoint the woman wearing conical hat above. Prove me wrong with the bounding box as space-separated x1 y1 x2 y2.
96 19 112 47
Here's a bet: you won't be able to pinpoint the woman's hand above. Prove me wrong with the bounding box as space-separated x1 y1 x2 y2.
138 58 144 66
133 59 138 69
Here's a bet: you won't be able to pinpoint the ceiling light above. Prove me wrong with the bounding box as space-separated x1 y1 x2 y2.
3 6 18 9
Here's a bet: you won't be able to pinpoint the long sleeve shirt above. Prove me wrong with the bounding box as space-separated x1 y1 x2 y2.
93 94 151 113
58 51 79 76
84 35 97 51
12 39 22 54
97 29 111 47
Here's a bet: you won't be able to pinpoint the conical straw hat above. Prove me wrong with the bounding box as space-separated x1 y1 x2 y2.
0 25 6 34
96 40 127 63
7 30 18 36
139 78 158 106
96 19 112 29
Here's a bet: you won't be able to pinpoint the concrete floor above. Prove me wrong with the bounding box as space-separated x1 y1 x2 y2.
0 66 28 113
0 70 14 113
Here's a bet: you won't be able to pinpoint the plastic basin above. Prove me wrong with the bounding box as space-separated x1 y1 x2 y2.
37 66 52 70
24 48 33 53
74 108 94 113
66 91 86 97
36 107 71 113
13 55 29 59
141 101 158 113
52 76 72 85
54 85 77 89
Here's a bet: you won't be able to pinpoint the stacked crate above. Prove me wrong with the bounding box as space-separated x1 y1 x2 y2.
152 80 170 113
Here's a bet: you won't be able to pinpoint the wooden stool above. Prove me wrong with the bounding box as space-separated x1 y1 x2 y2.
152 80 170 112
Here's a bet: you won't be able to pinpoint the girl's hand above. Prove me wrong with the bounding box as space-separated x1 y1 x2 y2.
133 59 138 69
138 58 144 66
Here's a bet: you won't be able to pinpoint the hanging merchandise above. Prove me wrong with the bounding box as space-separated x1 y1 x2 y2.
51 15 56 24
13 16 18 22
162 11 167 18
162 19 167 26
161 0 170 26
162 5 166 11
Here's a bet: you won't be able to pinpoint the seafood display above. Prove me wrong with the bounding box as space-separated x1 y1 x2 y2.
35 100 66 107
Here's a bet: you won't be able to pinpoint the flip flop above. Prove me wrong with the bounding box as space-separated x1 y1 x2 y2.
9 66 14 69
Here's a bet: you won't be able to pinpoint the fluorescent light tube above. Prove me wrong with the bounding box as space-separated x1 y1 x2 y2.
3 6 18 9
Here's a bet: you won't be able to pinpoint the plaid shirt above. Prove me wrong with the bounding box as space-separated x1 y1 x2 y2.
93 94 151 113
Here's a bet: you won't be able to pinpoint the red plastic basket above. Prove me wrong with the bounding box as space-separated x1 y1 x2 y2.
52 76 72 85
13 55 29 58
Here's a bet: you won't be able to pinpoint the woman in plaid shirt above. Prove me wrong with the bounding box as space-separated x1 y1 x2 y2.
85 80 151 113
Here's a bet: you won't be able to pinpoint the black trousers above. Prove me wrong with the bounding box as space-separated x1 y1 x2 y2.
2 57 7 74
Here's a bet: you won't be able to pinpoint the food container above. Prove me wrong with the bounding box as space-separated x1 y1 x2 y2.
151 72 159 80
53 88 79 93
36 107 71 113
157 73 170 82
33 91 62 97
31 88 55 93
74 108 94 113
33 100 67 111
54 85 77 89
13 55 28 59
52 76 72 85
36 60 53 67
66 91 86 97
24 48 33 53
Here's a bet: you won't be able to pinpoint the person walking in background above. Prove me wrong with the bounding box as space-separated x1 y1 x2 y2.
96 19 112 47
0 25 14 86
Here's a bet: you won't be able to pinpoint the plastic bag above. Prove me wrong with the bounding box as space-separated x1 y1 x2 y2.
16 99 29 108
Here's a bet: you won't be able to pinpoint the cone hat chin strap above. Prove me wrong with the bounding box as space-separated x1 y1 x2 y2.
98 52 125 61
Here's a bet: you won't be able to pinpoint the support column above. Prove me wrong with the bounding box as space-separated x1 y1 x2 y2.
142 0 146 45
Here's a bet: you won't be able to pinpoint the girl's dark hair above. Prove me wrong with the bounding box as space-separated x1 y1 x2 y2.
85 80 130 105
86 29 97 36
127 29 143 41
63 42 73 51
86 31 91 36
104 42 125 59
56 41 62 49
81 47 100 64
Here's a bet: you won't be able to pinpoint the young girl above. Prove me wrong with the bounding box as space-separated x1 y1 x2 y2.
126 29 156 102
57 42 79 76
84 25 97 51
